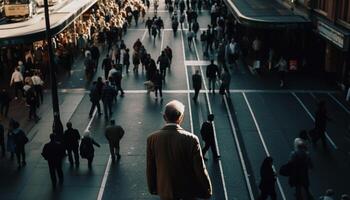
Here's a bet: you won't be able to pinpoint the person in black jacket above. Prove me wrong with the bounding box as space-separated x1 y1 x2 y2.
101 54 112 80
314 101 331 148
192 70 202 101
145 17 153 35
102 81 117 120
12 121 28 168
42 134 65 188
206 60 219 94
63 122 81 167
0 89 10 117
89 81 102 118
200 114 220 161
157 51 170 80
90 44 100 71
258 157 276 200
80 132 100 169
153 69 163 101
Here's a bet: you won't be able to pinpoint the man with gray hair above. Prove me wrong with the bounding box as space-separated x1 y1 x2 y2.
147 100 212 200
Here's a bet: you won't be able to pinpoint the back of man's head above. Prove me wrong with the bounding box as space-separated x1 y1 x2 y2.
164 100 185 123
208 114 214 121
66 122 72 128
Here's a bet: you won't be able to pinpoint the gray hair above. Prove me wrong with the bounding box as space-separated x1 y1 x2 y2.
164 100 185 123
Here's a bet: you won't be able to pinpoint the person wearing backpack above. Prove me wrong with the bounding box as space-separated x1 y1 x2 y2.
42 134 65 188
80 131 100 169
12 121 28 168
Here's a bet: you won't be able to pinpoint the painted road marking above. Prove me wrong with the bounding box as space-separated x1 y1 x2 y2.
327 93 350 114
192 38 229 200
242 92 287 200
292 92 338 149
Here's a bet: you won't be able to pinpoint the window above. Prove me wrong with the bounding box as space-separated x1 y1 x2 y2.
316 0 327 11
338 0 350 23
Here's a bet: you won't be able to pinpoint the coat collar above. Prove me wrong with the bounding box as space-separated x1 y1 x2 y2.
162 123 182 130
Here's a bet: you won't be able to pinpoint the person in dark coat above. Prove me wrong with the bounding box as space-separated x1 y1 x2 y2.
0 122 5 157
80 132 100 169
200 114 220 161
12 121 28 168
102 81 117 120
145 17 153 35
164 46 173 65
114 68 125 97
123 48 130 74
42 134 65 188
157 51 170 80
192 70 202 101
90 44 100 71
206 60 219 94
105 120 124 163
26 86 40 122
314 101 331 148
101 54 112 80
152 69 163 101
258 157 276 200
0 89 10 117
289 141 313 200
89 81 102 118
63 122 81 166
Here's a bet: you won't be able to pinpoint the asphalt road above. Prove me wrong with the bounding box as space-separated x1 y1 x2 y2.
0 1 350 200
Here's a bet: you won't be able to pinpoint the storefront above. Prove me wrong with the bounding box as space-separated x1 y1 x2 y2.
314 18 350 88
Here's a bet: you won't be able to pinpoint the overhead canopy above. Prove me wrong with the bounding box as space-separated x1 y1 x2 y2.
0 0 97 46
224 0 310 29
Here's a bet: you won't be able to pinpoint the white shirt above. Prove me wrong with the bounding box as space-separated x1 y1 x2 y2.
108 68 117 78
32 75 43 86
10 71 23 85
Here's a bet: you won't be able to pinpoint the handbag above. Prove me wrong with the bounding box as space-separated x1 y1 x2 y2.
279 162 293 177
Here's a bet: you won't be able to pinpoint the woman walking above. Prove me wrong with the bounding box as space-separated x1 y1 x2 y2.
80 132 100 169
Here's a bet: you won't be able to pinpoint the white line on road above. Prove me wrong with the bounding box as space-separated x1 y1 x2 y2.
193 39 229 200
181 28 194 133
291 92 338 149
327 93 350 114
242 92 287 200
141 29 148 41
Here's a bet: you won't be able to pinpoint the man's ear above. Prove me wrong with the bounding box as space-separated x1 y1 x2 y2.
163 114 167 122
177 114 184 125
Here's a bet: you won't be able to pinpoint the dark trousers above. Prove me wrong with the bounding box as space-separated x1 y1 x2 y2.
193 88 200 100
103 101 113 119
89 101 101 116
15 146 26 165
160 68 167 80
67 148 79 165
104 70 110 81
34 85 43 104
208 78 216 92
87 157 94 168
202 141 218 158
29 104 38 120
258 189 276 200
48 160 63 186
109 142 120 162
116 83 124 96
0 102 9 117
295 185 312 200
13 82 23 98
0 142 5 156
155 85 163 98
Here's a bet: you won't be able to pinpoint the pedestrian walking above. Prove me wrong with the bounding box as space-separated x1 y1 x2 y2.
179 0 185 14
102 54 112 80
274 56 288 88
288 141 313 200
157 51 170 80
10 67 24 100
192 20 200 39
0 89 10 118
147 100 212 199
80 132 100 169
105 120 124 163
152 69 163 100
258 157 276 200
12 120 28 168
90 44 100 71
63 122 81 167
31 72 44 105
164 46 173 65
113 68 125 97
145 17 153 35
88 81 102 118
206 60 219 94
84 52 95 82
41 134 65 188
192 70 202 101
26 86 40 122
171 18 179 36
200 31 207 55
102 81 117 120
132 51 141 73
179 12 185 29
124 48 130 74
0 121 5 157
313 101 331 149
187 30 195 50
200 114 220 161
219 66 231 95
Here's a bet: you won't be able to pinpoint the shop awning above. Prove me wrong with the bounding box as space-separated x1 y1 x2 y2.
224 0 310 29
0 0 97 45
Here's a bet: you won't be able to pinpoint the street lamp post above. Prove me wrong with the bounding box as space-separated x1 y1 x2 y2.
43 0 63 137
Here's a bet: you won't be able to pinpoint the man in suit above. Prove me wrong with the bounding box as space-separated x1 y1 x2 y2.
206 60 219 94
200 114 220 161
192 70 202 101
147 100 212 200
105 119 124 163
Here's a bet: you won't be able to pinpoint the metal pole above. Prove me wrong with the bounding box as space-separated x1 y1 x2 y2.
43 0 63 137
